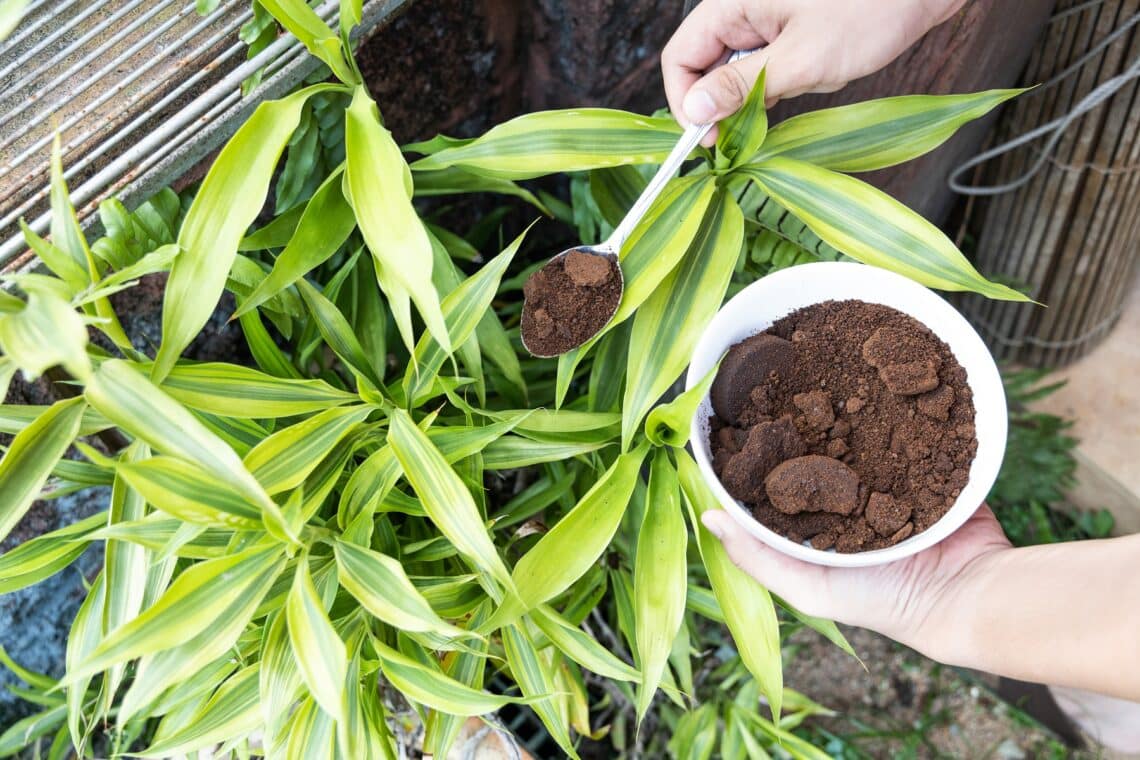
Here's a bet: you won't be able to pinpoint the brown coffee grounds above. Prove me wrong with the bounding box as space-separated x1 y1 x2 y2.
709 299 978 553
521 249 621 357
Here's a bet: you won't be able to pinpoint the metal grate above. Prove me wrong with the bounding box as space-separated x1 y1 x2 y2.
0 0 406 273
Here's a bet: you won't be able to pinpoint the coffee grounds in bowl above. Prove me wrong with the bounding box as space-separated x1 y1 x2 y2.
521 250 621 357
708 299 978 553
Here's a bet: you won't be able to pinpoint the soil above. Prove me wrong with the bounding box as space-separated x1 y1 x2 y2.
520 249 621 357
709 300 978 553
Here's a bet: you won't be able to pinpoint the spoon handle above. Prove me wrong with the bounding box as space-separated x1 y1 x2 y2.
604 47 757 255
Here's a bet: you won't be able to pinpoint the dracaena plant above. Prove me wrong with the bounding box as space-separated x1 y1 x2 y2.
0 0 1026 756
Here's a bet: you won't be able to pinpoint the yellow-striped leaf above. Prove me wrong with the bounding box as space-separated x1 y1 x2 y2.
260 611 303 755
0 397 85 544
501 623 578 759
532 605 639 682
345 86 450 356
405 228 527 404
634 449 687 720
287 557 348 722
622 190 742 449
84 360 297 544
717 68 767 168
259 0 357 84
116 456 263 529
154 84 337 380
231 168 357 320
372 637 511 716
753 89 1023 172
677 450 782 720
163 362 358 418
411 109 682 180
644 364 719 448
141 664 260 757
69 545 283 682
244 405 370 494
511 441 649 611
0 512 103 594
741 158 1028 300
335 539 473 640
387 407 511 587
0 283 90 382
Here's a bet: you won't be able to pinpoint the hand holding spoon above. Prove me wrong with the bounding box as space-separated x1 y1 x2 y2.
521 49 757 358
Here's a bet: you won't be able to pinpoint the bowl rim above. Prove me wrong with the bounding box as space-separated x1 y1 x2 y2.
685 261 1008 568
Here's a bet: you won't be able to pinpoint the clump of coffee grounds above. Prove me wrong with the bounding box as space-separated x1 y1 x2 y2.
521 249 621 357
708 299 978 553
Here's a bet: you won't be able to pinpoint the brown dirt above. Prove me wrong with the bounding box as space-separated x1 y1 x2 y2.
520 250 620 357
785 626 1086 758
709 300 978 552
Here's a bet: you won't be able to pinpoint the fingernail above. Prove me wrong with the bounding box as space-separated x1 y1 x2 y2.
684 89 717 124
701 511 726 539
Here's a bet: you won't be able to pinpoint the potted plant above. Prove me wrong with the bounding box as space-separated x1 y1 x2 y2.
0 0 1026 755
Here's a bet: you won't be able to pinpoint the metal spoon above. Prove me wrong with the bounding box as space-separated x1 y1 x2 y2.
521 49 756 358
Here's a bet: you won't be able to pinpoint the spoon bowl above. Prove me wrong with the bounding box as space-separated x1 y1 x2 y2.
520 245 623 358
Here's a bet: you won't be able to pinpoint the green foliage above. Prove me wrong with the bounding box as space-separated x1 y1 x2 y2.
0 3 1033 755
989 368 1114 546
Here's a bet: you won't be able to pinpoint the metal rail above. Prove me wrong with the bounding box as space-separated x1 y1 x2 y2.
0 0 408 271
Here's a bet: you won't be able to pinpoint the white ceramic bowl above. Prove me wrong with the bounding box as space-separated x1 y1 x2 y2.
686 261 1007 568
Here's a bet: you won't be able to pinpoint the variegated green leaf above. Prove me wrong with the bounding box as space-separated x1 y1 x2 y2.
68 544 283 682
65 575 104 752
677 450 782 720
259 0 357 84
424 604 491 758
103 443 149 703
287 557 348 722
717 68 767 168
162 361 358 418
501 623 578 759
231 168 356 320
84 360 297 544
634 449 687 720
335 539 473 640
481 436 609 470
0 512 103 594
285 697 336 760
140 664 260 757
388 407 511 587
412 166 550 214
644 364 719 448
345 85 450 356
244 405 370 494
0 282 90 382
753 89 1023 172
116 455 263 529
510 441 648 612
622 190 742 449
261 611 303 755
0 397 85 544
295 274 384 389
372 637 511 716
532 605 639 682
154 84 337 380
405 228 527 404
411 109 682 180
741 158 1028 300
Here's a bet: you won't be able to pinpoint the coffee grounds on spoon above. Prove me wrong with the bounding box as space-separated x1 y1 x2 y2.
521 249 621 356
708 299 978 553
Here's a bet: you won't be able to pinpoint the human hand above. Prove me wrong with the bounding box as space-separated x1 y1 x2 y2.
662 0 967 145
700 503 1012 659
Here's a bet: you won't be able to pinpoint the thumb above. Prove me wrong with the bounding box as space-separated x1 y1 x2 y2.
682 50 768 126
700 510 833 613
683 29 822 126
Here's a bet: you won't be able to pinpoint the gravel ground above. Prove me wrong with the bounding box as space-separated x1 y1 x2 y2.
783 625 1097 759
